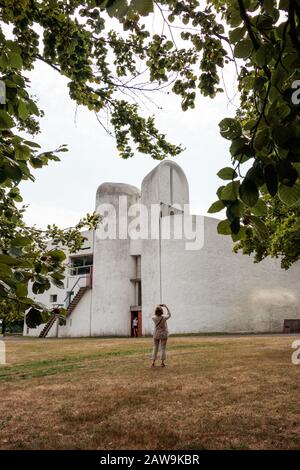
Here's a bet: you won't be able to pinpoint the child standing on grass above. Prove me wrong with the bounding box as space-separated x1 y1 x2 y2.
151 304 171 368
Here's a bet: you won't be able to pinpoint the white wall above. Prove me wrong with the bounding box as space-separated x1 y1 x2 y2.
91 183 141 336
59 289 92 337
142 215 300 334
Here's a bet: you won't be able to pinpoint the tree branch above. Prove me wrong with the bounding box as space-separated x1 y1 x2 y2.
237 0 260 50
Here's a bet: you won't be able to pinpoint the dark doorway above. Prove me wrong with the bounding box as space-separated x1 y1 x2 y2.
131 310 142 337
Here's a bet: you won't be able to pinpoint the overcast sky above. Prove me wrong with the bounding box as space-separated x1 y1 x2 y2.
20 56 237 229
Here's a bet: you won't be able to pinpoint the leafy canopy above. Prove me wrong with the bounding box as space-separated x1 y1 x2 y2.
234 193 300 270
107 0 300 265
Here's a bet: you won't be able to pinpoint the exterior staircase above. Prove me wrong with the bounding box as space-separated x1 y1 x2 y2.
66 286 90 316
39 271 92 338
39 314 58 338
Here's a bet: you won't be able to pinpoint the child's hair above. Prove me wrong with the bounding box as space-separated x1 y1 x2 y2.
155 306 163 316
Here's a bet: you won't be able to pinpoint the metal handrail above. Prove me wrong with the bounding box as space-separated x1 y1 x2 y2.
68 264 93 276
64 270 93 308
64 277 84 308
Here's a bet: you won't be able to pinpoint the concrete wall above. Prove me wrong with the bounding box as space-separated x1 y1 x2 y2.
91 182 141 336
142 215 300 335
59 289 92 337
141 160 189 209
141 160 191 335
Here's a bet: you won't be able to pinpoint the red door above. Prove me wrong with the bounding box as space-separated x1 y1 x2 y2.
137 311 142 337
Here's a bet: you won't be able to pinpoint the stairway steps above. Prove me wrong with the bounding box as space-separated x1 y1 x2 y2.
39 314 57 338
67 286 90 316
39 286 91 338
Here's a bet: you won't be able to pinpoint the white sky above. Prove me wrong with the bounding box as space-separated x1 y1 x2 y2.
20 53 237 229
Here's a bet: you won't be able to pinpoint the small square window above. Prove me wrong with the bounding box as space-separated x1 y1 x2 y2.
50 294 57 303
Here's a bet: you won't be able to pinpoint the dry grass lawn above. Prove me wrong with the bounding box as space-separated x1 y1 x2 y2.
0 334 300 450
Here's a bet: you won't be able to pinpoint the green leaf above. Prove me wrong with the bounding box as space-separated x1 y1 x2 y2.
217 219 232 235
15 144 31 161
0 52 8 69
11 235 32 247
220 181 240 201
253 76 267 91
0 263 12 276
0 254 19 266
230 218 240 235
13 270 25 282
278 182 300 206
18 100 29 120
3 164 23 184
131 0 153 16
239 178 259 207
277 102 291 120
15 283 28 298
51 278 65 289
245 164 265 187
254 44 274 66
230 137 247 157
264 164 278 196
231 226 247 242
47 249 66 262
251 198 268 216
9 188 23 201
28 100 39 116
30 157 44 168
277 160 298 187
0 110 14 130
253 128 270 151
248 215 269 240
294 162 300 177
208 200 225 213
229 27 245 43
23 140 41 148
26 307 45 328
6 40 21 53
234 39 253 59
219 118 242 140
7 51 22 69
107 0 128 18
217 167 238 180
228 11 242 27
226 200 243 221
272 125 291 148
32 280 50 294
216 186 225 200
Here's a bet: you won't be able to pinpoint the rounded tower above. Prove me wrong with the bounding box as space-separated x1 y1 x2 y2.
91 182 141 335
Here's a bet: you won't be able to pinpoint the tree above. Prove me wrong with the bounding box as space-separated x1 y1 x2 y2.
234 193 300 269
0 297 23 334
1 1 300 320
103 0 300 260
